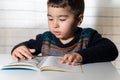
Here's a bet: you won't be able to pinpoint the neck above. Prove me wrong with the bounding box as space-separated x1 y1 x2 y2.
60 36 74 44
60 28 78 44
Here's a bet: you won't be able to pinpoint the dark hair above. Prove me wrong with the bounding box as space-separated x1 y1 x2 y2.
47 0 85 17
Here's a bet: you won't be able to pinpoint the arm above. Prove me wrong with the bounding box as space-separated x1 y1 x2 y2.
79 32 118 64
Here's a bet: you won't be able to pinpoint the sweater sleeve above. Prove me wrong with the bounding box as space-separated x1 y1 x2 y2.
11 34 43 55
78 31 118 64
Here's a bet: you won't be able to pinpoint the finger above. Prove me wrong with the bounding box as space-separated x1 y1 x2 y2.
66 53 78 65
76 55 83 62
59 58 65 63
22 52 33 60
12 50 25 60
14 51 26 60
71 55 82 65
71 59 79 65
22 48 32 55
19 48 34 59
29 49 36 53
12 46 33 60
68 54 76 62
58 58 63 63
12 53 19 61
60 54 69 63
65 55 73 65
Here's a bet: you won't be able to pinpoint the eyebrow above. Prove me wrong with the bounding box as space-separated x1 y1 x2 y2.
47 14 52 17
47 14 68 17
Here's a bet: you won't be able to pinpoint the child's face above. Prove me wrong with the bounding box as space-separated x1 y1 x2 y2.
47 6 81 40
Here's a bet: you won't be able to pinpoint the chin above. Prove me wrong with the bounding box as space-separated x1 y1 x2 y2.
55 35 63 39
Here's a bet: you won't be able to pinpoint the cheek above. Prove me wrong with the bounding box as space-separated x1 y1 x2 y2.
60 24 73 34
48 21 51 26
60 20 73 27
48 22 52 29
60 21 74 30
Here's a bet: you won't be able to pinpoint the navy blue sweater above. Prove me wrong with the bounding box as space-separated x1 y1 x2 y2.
12 27 118 64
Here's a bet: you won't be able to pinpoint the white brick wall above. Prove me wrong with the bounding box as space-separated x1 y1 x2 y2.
0 0 120 62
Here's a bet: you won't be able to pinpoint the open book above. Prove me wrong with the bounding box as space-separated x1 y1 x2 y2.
1 56 82 72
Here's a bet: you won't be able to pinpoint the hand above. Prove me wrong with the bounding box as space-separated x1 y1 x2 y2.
12 46 35 60
59 52 83 65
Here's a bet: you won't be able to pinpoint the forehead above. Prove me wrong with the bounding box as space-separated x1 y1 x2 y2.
47 6 74 16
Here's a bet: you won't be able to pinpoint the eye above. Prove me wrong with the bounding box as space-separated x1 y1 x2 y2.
59 19 66 21
48 18 53 21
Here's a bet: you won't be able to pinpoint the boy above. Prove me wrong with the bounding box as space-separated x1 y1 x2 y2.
12 0 118 65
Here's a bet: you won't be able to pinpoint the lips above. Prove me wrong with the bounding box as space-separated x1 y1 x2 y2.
54 31 61 36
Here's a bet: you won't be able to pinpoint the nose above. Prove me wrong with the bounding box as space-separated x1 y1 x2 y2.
53 20 59 28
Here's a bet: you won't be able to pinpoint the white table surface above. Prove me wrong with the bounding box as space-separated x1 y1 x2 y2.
0 54 120 80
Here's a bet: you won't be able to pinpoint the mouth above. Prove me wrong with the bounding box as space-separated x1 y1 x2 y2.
53 31 61 36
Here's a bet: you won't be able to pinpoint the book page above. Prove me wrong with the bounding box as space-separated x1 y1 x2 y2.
1 57 44 71
40 56 82 72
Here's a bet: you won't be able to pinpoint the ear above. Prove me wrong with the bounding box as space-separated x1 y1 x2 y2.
77 14 83 26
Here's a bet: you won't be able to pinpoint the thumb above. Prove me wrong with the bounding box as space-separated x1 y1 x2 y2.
29 49 36 53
